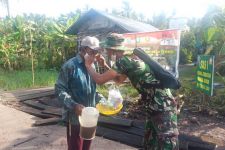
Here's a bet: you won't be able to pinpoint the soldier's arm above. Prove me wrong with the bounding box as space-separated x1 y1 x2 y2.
85 54 127 84
85 65 121 84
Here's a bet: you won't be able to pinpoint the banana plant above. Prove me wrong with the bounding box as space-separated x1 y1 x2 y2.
0 13 78 70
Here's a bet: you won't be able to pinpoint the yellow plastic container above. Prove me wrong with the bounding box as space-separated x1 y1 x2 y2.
96 103 123 116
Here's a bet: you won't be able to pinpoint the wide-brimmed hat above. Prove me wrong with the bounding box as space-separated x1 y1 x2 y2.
81 36 100 50
101 33 127 51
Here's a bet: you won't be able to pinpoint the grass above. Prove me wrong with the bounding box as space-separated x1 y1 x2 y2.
176 65 225 115
1 65 224 101
0 69 58 91
0 68 139 99
179 65 225 83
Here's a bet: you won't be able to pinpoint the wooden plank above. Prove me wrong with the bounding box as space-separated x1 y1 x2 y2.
16 106 56 118
98 116 133 127
0 88 54 97
132 120 145 129
41 108 61 117
96 124 216 150
2 87 54 97
17 89 54 98
188 142 216 150
179 134 217 150
3 90 55 102
98 123 144 137
23 100 57 110
96 126 143 148
33 118 61 126
15 90 54 99
38 97 62 108
0 88 54 99
96 127 216 150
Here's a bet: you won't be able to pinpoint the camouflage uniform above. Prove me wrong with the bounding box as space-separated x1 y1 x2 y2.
113 56 179 150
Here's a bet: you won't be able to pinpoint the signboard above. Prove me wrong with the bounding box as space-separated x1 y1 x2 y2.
196 55 214 96
122 29 181 77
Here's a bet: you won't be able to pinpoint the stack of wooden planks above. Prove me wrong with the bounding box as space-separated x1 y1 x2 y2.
0 87 217 150
0 87 61 124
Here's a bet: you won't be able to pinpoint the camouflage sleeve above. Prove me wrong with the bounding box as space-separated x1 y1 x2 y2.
112 56 130 74
55 64 77 112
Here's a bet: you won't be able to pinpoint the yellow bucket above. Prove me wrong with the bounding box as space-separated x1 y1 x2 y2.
96 103 123 116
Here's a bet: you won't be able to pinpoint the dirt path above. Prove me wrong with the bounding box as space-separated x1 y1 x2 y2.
178 109 225 150
0 103 136 150
121 100 225 150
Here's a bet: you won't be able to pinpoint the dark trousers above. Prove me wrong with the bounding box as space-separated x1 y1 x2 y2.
67 123 92 150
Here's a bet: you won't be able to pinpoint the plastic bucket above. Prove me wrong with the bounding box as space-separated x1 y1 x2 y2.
79 107 99 140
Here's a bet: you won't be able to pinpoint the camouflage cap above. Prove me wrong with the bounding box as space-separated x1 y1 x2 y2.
101 33 127 51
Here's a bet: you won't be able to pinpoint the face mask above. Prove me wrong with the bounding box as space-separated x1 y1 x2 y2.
110 54 116 66
111 54 116 62
84 53 96 64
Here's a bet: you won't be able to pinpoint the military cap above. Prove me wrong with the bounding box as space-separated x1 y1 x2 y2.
101 33 127 51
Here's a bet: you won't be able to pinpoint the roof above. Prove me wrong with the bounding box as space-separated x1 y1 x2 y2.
65 9 158 35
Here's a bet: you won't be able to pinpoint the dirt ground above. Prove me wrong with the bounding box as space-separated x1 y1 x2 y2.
120 100 225 150
0 103 136 150
178 108 225 150
0 93 225 150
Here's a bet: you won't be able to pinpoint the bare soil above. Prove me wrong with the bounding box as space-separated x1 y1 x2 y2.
119 99 225 150
0 103 136 150
1 92 224 150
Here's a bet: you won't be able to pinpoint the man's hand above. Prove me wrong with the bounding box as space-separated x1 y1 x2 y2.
74 104 85 116
84 54 95 67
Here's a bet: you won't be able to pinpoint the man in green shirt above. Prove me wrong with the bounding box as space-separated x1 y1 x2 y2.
85 33 179 150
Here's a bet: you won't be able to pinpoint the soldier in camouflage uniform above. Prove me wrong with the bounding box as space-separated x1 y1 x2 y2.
84 33 179 150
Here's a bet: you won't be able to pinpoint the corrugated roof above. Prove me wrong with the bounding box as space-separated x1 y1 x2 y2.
65 9 158 35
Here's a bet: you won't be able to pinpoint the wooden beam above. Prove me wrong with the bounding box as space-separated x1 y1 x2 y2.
23 100 57 110
179 134 217 150
41 108 61 117
2 90 55 102
16 106 56 118
33 118 61 126
132 120 145 129
38 97 62 108
96 126 143 148
98 116 132 127
99 123 144 136
3 87 54 96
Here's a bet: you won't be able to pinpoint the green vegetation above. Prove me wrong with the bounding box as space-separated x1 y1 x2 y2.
0 2 224 116
179 65 225 83
177 65 225 115
0 69 58 91
0 14 78 71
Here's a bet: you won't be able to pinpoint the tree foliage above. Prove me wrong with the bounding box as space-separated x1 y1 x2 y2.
0 13 79 70
0 3 224 73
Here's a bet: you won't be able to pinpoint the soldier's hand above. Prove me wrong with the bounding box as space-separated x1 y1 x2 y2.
96 54 107 67
74 104 85 116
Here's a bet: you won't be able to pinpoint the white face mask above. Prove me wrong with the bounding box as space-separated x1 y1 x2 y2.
110 54 116 66
111 54 116 62
84 53 96 64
